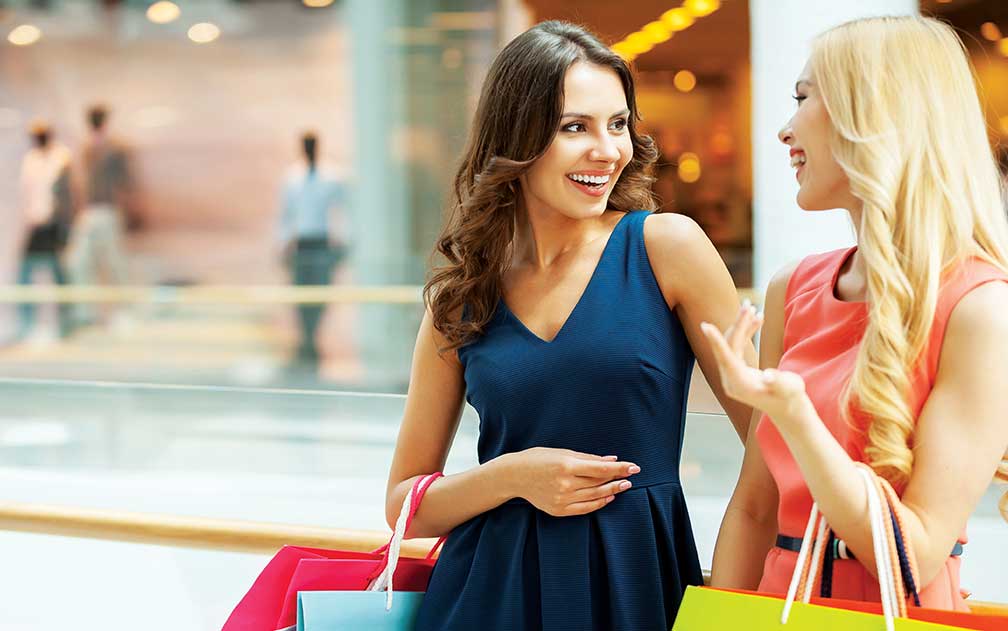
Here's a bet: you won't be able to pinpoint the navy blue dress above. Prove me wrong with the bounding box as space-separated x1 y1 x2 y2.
415 210 703 630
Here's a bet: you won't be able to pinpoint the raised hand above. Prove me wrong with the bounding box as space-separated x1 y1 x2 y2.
700 301 812 429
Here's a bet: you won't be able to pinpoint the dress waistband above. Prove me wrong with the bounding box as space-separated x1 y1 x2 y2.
776 534 963 561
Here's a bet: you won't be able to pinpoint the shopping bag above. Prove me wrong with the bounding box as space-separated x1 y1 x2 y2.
673 465 999 631
673 586 967 630
295 591 426 631
222 473 443 631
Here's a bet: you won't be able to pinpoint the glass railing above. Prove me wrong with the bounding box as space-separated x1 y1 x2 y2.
0 379 1002 630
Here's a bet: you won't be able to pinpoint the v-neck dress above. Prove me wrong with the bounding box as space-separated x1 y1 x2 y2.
414 210 703 631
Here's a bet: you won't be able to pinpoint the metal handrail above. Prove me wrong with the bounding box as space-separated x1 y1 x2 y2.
0 284 423 304
0 500 437 557
0 500 1004 613
0 284 763 305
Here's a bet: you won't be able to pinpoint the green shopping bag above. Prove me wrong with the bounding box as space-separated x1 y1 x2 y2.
673 586 966 631
295 591 426 631
674 466 982 631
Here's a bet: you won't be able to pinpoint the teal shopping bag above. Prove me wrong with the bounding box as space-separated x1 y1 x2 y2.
295 591 426 631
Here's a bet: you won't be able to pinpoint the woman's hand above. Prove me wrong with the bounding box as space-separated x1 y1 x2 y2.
700 301 814 432
504 447 640 517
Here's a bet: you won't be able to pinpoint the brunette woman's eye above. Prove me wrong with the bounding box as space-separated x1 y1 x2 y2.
609 118 627 131
562 122 586 133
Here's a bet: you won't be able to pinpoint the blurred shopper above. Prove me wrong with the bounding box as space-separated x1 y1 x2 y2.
705 16 1008 611
66 104 132 326
385 22 753 630
17 119 73 340
277 131 347 367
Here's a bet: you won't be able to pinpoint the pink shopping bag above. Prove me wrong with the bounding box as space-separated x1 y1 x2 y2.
222 473 443 631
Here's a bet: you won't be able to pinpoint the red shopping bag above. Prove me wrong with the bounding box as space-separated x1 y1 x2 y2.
696 588 1008 631
807 594 1008 630
222 473 443 631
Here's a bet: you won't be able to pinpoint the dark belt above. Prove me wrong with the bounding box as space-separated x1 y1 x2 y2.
776 534 963 561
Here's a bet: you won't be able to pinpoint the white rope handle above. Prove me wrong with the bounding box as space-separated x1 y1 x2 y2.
781 501 821 624
781 469 901 630
858 467 899 631
802 514 829 604
368 473 438 611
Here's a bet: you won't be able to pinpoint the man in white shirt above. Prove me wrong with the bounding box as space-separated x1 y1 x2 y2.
277 131 347 368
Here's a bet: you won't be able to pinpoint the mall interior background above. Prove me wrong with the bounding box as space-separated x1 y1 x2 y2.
0 1 1004 629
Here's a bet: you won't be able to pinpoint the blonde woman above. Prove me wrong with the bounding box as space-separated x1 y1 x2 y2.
702 16 1008 610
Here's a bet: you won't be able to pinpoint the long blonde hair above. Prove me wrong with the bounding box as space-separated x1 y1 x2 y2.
810 16 1008 514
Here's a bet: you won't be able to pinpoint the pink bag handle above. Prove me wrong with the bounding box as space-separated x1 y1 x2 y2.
371 472 445 557
367 472 445 601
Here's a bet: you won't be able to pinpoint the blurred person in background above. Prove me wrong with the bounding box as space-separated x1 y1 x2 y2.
277 131 348 369
17 118 73 341
66 104 133 327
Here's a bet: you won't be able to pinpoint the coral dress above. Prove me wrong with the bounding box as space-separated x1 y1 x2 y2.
756 246 1006 610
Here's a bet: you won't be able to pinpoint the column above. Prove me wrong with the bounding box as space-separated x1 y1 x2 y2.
749 0 918 290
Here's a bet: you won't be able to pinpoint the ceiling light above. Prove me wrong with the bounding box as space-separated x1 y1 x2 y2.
303 0 335 7
146 1 180 24
611 42 636 61
683 0 721 18
8 24 41 46
981 22 1002 42
188 22 220 44
640 21 672 44
674 70 697 92
661 8 695 32
624 32 655 55
678 152 701 183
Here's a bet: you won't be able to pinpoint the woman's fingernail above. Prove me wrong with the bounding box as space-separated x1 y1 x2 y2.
603 455 618 461
606 495 615 503
627 464 641 474
619 480 632 491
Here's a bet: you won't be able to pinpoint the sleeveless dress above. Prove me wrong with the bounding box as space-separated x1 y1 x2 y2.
414 210 704 630
755 246 1007 610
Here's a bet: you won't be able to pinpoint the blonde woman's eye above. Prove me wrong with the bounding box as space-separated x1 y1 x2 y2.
792 95 807 106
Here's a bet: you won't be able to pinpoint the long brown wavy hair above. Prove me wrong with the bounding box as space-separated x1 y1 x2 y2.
425 21 659 351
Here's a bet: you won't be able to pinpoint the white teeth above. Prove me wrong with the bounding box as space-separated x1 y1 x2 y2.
568 173 611 185
790 154 806 168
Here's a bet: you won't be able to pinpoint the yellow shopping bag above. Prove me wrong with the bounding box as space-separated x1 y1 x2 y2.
674 467 996 631
672 586 969 631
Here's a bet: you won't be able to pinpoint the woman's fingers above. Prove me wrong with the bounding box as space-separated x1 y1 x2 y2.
700 321 740 371
725 301 752 354
573 478 632 502
572 458 641 481
564 495 616 516
568 451 619 462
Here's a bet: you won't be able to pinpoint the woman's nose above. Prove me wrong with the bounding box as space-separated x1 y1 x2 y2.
778 123 793 145
591 134 621 162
